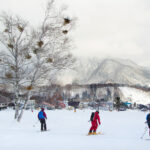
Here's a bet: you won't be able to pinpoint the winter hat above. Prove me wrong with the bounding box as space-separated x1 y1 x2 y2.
41 108 44 111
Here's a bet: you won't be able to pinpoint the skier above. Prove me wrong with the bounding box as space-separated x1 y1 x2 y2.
146 112 150 136
88 111 101 135
38 108 47 131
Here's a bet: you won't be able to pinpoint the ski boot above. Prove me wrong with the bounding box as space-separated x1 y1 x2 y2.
93 131 97 135
88 130 93 135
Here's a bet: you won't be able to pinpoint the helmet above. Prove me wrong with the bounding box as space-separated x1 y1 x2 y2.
96 110 99 114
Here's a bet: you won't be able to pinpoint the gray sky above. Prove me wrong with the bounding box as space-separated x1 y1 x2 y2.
1 0 150 67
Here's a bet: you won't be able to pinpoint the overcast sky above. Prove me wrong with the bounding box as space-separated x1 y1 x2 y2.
1 0 150 67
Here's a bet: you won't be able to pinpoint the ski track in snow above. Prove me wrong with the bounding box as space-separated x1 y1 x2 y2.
0 109 150 150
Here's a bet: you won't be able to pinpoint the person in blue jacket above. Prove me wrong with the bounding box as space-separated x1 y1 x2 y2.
38 108 47 131
146 113 150 136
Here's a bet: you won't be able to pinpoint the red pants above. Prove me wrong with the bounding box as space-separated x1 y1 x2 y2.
90 121 98 132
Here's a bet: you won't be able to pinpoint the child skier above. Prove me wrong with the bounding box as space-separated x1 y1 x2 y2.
38 108 47 131
88 111 101 135
146 112 150 136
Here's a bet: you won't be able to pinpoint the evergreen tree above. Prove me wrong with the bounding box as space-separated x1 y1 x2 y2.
114 97 121 111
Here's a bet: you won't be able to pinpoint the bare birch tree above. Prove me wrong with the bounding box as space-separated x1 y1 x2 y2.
0 0 76 121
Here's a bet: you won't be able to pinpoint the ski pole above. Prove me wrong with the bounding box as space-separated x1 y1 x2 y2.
140 126 148 139
33 120 39 127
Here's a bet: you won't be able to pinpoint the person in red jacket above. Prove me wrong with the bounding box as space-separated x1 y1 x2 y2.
38 108 47 131
88 111 101 135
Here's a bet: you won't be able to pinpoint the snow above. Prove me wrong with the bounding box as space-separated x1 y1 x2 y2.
0 109 150 150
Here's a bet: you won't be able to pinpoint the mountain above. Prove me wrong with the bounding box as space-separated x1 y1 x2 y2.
71 58 150 86
57 57 101 85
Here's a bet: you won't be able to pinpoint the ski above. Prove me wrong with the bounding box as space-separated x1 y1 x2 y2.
97 132 104 135
144 138 150 141
87 132 104 136
37 129 50 132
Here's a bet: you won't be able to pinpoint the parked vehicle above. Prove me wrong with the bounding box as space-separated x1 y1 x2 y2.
118 106 127 111
138 104 149 110
141 107 149 111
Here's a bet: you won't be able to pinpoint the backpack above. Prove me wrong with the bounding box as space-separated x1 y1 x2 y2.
90 112 95 121
38 111 44 119
147 114 150 122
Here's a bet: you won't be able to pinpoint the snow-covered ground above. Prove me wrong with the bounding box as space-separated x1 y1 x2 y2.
0 109 150 150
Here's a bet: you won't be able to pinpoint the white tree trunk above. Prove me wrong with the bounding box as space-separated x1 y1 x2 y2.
14 103 20 119
14 85 20 119
17 92 31 122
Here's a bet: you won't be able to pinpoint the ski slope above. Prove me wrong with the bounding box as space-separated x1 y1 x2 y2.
0 109 150 150
120 87 150 105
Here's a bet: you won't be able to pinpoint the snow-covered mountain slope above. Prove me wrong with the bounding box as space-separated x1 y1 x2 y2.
57 57 101 85
74 57 101 83
120 87 150 105
72 58 150 86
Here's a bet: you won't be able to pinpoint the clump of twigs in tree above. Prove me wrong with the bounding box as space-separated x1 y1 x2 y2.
10 66 16 71
4 29 9 33
46 58 53 63
37 41 44 47
8 43 13 49
5 72 13 78
26 85 33 90
63 18 71 25
33 48 39 54
25 54 31 59
17 25 24 32
62 30 68 34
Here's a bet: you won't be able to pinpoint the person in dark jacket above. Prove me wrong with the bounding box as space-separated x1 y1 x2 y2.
146 113 150 136
88 111 101 135
38 108 47 131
